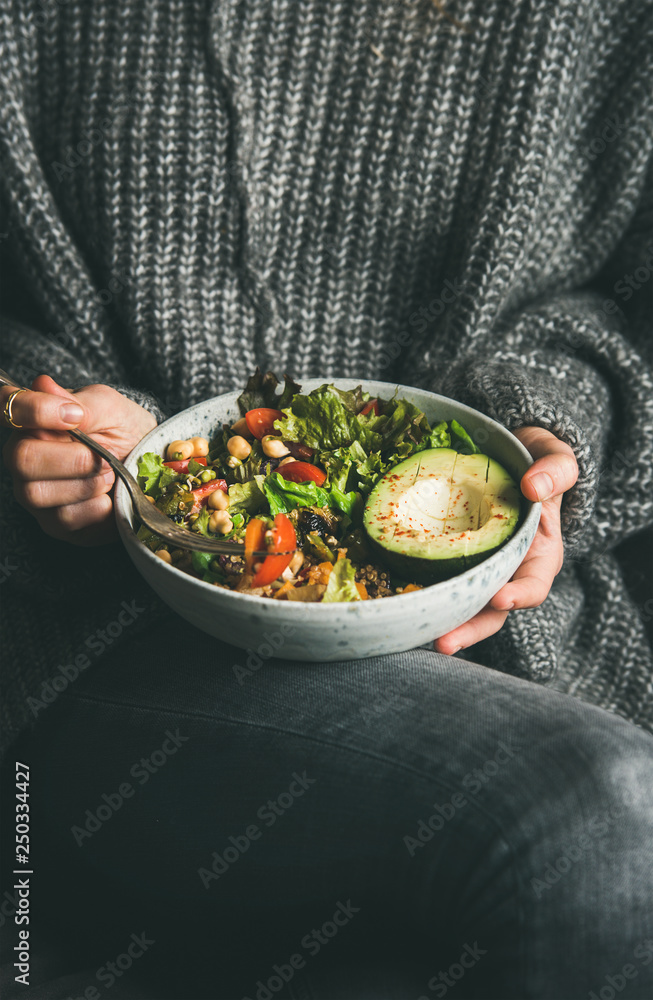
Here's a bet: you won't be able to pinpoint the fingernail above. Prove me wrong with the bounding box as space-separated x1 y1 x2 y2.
529 472 553 501
451 645 462 655
60 403 84 424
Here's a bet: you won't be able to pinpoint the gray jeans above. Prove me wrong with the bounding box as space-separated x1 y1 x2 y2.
3 628 653 1000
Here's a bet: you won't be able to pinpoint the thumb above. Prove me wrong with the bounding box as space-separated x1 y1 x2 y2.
29 373 87 429
30 376 117 436
514 427 579 502
0 374 86 433
31 373 78 401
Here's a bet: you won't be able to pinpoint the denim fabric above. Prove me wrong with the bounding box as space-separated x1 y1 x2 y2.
2 625 652 1000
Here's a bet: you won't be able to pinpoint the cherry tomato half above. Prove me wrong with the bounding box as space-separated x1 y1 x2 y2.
360 398 380 416
245 408 284 440
276 461 327 487
250 514 297 587
163 456 208 473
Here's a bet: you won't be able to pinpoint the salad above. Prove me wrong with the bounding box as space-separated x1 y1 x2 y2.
135 371 515 602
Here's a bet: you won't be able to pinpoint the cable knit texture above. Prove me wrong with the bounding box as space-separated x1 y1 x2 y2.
1 0 652 752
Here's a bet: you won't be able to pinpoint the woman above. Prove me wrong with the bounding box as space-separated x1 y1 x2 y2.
1 1 652 997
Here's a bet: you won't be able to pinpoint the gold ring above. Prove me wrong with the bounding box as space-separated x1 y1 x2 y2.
3 388 27 429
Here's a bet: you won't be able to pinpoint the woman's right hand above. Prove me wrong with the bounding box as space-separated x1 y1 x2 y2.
1 375 157 545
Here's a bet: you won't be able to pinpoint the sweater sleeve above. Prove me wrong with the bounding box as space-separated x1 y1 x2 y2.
1 315 171 425
436 273 653 562
436 157 653 562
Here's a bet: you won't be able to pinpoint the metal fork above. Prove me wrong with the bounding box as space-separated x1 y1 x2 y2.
0 369 292 557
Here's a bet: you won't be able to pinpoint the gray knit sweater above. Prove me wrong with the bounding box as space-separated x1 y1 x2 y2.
1 0 652 752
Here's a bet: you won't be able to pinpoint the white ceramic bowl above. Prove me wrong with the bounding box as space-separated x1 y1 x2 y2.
115 379 540 660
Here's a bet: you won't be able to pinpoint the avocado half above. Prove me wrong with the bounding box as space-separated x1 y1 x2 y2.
363 448 521 584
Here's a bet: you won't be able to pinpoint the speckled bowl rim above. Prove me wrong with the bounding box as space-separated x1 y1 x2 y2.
115 378 541 612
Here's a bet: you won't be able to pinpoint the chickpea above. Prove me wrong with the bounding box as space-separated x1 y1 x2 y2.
209 510 233 534
207 488 229 510
262 435 290 458
155 549 172 564
190 436 209 457
230 417 253 439
166 439 194 461
277 456 296 467
227 435 252 460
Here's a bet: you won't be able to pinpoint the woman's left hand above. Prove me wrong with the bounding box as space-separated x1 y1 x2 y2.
435 426 579 655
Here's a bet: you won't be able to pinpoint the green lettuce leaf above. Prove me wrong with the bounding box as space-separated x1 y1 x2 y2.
328 487 360 519
159 466 182 494
322 556 362 603
355 450 389 493
318 441 389 497
347 440 368 463
376 397 430 452
319 440 371 493
277 374 303 409
236 369 282 414
136 453 184 497
380 424 449 471
319 446 354 492
260 471 358 519
262 472 330 515
191 550 228 585
190 505 212 536
137 452 167 495
274 385 382 452
236 368 302 415
228 476 267 515
424 420 451 449
450 419 480 455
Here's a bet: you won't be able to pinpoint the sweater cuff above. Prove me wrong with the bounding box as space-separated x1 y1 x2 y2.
82 381 171 426
439 352 611 554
